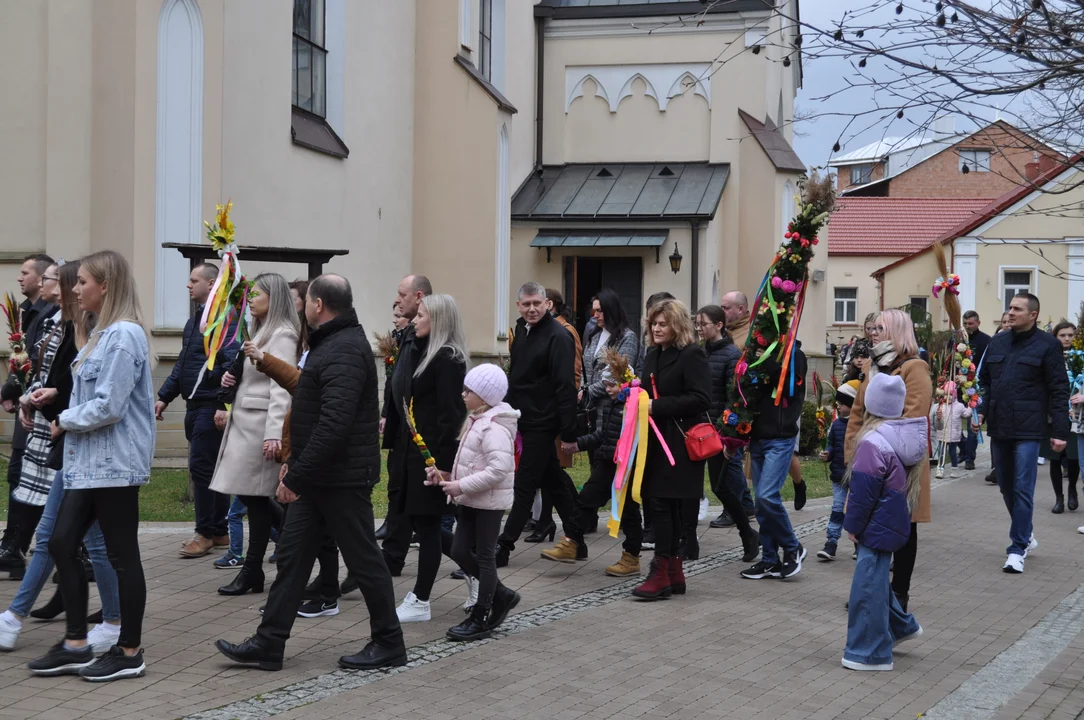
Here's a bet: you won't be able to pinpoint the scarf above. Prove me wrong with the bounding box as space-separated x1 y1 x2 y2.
870 340 898 373
726 314 751 349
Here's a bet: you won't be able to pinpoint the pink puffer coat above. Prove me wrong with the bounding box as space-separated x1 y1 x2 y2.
450 403 520 511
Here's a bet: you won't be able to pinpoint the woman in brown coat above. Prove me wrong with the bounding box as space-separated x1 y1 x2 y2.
844 308 932 612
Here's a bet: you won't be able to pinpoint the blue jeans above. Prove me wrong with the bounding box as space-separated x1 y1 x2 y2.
934 441 959 467
845 543 920 666
961 423 978 463
827 481 846 544
749 436 800 564
991 439 1039 555
10 470 120 621
186 407 229 538
227 496 281 558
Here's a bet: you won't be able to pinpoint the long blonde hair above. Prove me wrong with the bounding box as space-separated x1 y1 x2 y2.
415 294 468 377
844 414 924 512
646 299 696 349
251 273 301 356
75 251 149 367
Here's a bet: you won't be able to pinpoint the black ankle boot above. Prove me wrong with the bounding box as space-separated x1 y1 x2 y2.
0 545 26 574
218 567 265 596
29 590 65 620
446 604 492 641
741 528 761 563
1069 489 1079 512
1053 498 1065 514
488 583 521 629
495 541 511 568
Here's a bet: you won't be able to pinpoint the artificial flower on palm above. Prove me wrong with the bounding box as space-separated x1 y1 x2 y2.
1 293 30 391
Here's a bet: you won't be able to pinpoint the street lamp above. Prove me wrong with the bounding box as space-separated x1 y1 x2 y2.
668 242 683 274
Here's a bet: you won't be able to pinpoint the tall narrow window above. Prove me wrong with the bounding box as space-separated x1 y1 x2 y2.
908 296 928 324
834 288 858 324
1003 270 1033 310
478 0 493 80
293 0 327 117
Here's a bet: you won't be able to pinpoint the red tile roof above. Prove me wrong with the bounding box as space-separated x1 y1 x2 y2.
827 197 991 256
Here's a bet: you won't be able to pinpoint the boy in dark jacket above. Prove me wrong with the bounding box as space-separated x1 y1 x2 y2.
818 380 859 560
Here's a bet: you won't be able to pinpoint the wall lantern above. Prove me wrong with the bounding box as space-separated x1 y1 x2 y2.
668 242 683 274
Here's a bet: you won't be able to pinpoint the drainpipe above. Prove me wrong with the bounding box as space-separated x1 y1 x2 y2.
533 11 546 172
690 221 700 311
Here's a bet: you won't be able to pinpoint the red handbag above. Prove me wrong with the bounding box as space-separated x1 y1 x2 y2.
650 373 723 461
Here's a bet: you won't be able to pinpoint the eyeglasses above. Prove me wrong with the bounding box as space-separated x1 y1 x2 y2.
871 326 886 333
42 276 59 283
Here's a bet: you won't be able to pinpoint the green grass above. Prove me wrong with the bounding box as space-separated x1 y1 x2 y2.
0 455 832 523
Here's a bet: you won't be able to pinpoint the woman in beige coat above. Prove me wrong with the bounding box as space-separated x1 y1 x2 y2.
844 308 932 613
211 273 300 596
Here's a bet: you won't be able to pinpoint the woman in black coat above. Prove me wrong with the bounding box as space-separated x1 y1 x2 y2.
633 299 711 600
388 294 468 622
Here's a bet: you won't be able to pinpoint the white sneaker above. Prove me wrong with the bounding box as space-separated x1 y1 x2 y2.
895 626 923 647
935 467 944 479
698 497 709 521
1077 526 1084 534
463 576 479 612
842 658 893 671
949 468 960 478
1025 535 1039 558
396 592 431 623
1002 553 1025 574
1038 457 1046 465
87 623 122 654
0 611 22 651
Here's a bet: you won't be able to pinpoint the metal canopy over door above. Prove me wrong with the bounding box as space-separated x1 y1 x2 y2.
563 257 643 340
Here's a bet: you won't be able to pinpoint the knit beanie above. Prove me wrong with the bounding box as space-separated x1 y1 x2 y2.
835 379 860 408
864 373 906 419
464 363 508 408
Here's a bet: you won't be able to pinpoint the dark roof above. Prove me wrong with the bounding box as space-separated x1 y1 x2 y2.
536 0 775 20
511 163 730 222
738 109 805 173
530 230 669 248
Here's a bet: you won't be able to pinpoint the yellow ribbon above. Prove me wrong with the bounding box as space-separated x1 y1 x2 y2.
631 390 649 505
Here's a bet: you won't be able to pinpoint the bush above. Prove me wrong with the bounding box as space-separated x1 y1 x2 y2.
798 401 823 456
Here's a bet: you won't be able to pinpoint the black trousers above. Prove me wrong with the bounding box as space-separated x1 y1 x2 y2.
499 432 577 551
6 498 45 555
50 486 145 648
280 502 340 602
381 449 412 571
185 407 230 539
566 458 642 555
450 507 503 609
408 513 456 602
239 495 274 573
256 485 403 654
648 497 684 558
707 453 755 536
891 522 918 599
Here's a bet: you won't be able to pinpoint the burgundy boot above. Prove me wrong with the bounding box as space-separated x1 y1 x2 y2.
668 555 686 595
631 556 672 600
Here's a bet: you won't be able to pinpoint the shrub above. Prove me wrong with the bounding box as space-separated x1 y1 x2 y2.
798 401 823 456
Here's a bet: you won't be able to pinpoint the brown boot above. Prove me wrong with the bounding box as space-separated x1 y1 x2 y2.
540 537 580 564
212 535 230 548
180 534 214 558
605 551 641 577
631 556 672 600
668 555 686 595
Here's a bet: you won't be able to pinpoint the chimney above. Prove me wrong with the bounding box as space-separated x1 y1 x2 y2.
932 115 956 139
1025 162 1040 181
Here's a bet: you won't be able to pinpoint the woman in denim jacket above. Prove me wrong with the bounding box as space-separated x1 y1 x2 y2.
28 251 155 683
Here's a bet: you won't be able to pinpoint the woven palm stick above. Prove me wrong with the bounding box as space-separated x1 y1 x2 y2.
933 242 962 333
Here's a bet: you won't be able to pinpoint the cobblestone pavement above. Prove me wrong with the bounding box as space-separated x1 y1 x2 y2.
0 445 1083 720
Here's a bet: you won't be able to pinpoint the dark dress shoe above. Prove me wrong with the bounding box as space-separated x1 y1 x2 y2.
218 568 265 596
523 518 537 533
710 511 735 529
1069 490 1079 512
30 590 65 620
338 641 407 670
341 576 360 594
488 583 520 629
375 521 390 540
495 542 510 568
965 461 976 470
523 521 556 543
793 481 807 511
1053 499 1065 514
450 568 466 580
215 637 283 671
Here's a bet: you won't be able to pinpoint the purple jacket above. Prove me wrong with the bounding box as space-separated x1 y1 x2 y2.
844 417 926 552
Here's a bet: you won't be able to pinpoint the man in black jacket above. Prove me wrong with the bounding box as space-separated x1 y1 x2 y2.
216 274 406 671
496 282 579 567
975 293 1069 575
155 263 240 559
0 253 54 574
960 310 991 470
740 342 808 581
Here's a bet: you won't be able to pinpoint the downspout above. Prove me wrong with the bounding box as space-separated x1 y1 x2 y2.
690 221 700 311
533 10 547 172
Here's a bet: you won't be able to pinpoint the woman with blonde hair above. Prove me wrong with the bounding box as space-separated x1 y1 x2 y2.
844 307 931 612
631 299 711 600
211 273 300 598
387 293 470 623
29 250 154 681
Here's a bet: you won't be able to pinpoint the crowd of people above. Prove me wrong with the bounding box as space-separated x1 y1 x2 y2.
0 251 1077 680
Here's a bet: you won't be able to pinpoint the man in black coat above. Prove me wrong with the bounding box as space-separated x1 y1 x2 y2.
215 274 406 671
960 309 991 470
496 282 579 567
155 263 240 559
975 293 1069 575
0 253 54 574
740 342 808 582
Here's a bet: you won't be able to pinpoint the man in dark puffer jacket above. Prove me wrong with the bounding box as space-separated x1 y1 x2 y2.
216 275 406 673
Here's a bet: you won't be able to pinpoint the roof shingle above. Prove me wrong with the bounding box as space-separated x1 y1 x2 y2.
826 197 991 256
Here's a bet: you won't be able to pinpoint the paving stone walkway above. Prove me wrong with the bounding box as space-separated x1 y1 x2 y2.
0 445 1082 720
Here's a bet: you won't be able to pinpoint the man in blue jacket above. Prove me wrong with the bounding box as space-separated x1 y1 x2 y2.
155 264 240 559
975 293 1069 574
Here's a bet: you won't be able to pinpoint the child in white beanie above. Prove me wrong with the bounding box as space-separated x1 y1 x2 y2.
428 363 521 642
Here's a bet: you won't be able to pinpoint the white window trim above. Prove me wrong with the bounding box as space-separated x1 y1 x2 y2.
959 148 991 173
496 123 511 337
833 287 858 325
324 0 345 136
998 265 1038 311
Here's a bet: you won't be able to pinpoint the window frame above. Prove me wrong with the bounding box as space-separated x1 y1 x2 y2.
850 163 873 186
1002 268 1035 311
478 0 493 81
959 148 991 173
292 0 328 119
833 287 858 325
908 295 929 324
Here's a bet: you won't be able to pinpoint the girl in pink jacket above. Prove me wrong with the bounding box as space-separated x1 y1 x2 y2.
930 393 971 478
428 363 521 642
